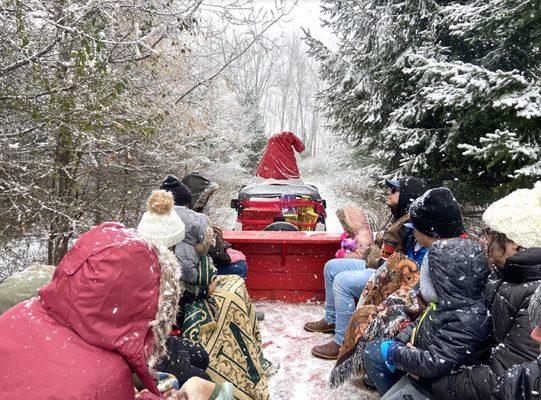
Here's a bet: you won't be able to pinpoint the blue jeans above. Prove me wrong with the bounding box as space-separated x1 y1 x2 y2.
216 260 248 279
364 339 405 395
323 258 374 345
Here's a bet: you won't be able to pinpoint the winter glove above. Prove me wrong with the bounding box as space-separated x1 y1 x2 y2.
335 248 347 258
156 372 180 392
380 340 404 372
395 322 415 344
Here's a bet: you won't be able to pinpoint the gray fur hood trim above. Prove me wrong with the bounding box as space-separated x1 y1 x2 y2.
148 246 183 368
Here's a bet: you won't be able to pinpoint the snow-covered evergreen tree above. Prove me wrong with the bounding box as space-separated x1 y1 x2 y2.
306 0 540 198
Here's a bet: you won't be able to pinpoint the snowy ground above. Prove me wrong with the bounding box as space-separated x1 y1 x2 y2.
303 178 352 234
257 301 378 400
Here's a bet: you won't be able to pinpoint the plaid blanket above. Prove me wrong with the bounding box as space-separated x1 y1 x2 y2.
183 274 271 400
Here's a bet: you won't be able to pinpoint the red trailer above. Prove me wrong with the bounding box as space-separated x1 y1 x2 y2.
224 132 341 302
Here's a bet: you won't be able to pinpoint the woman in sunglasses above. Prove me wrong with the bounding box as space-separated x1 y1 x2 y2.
430 183 541 400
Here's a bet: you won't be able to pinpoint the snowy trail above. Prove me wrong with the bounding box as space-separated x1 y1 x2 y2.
257 301 378 400
302 178 350 234
212 166 379 398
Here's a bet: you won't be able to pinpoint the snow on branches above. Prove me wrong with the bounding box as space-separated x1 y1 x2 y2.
306 0 541 195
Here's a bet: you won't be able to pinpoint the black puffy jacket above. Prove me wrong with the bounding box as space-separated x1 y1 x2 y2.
431 248 541 399
491 357 541 399
392 238 490 379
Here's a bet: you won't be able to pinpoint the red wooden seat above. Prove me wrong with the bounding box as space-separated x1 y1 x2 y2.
223 231 341 302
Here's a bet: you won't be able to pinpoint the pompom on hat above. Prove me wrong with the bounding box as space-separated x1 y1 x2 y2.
482 182 541 249
138 190 185 248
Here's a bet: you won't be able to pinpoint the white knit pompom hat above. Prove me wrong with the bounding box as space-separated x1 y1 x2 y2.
138 190 185 248
482 182 541 249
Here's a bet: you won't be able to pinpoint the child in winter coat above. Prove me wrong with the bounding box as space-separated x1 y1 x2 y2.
363 188 490 396
305 206 375 359
159 176 216 297
162 175 248 281
334 207 374 259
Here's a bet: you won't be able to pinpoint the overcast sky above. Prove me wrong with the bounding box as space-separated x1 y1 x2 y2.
252 0 334 44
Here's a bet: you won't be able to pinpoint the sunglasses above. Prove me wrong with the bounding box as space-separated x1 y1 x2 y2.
389 187 399 194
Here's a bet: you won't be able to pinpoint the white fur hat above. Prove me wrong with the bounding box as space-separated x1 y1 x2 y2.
138 190 185 248
482 182 541 249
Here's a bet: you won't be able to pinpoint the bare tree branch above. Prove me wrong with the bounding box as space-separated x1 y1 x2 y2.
175 16 282 104
0 36 61 75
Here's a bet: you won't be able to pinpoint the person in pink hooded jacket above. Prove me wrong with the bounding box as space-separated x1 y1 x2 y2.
0 220 183 399
0 190 233 400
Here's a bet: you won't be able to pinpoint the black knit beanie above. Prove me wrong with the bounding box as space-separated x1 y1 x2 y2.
409 187 465 238
160 175 192 207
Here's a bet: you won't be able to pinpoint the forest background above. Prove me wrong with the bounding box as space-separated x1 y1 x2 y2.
0 0 539 278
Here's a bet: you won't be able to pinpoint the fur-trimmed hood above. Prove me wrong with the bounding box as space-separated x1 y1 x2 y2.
148 245 183 368
38 222 182 396
336 207 369 236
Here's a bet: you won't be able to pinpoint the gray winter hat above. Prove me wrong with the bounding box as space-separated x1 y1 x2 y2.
528 284 541 329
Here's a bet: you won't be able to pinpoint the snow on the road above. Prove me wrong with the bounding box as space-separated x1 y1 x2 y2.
304 179 348 234
257 301 378 400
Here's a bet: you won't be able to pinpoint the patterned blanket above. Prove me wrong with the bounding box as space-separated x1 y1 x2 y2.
329 253 421 388
183 274 271 400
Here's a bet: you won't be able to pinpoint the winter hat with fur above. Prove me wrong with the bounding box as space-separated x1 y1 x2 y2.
160 175 192 207
482 182 541 249
409 187 465 238
528 284 541 329
138 190 186 248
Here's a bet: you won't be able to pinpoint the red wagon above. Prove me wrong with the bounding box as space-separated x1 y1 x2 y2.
226 180 341 302
224 132 341 302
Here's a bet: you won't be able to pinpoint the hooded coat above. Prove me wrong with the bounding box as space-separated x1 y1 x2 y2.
392 177 429 221
174 206 214 284
336 207 374 259
255 131 305 180
0 223 181 399
431 248 541 399
391 238 490 379
364 177 428 268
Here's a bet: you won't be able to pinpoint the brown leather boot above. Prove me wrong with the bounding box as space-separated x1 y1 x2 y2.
304 319 335 333
311 340 341 360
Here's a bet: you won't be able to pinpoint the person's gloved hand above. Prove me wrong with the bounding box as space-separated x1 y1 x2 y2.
157 371 180 392
335 248 346 258
380 340 404 372
395 322 415 344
